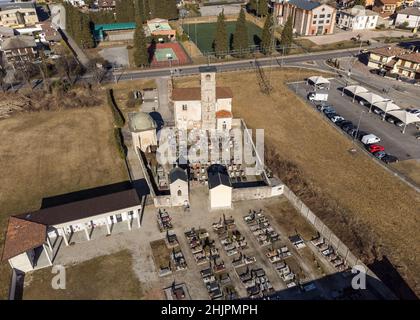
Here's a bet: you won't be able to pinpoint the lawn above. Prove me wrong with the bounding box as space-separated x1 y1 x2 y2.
182 21 262 54
23 250 143 299
173 69 420 297
294 38 368 53
0 105 128 299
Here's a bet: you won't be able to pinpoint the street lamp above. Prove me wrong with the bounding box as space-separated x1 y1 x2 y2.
350 110 365 153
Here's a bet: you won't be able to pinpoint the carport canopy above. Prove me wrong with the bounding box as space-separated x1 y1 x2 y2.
343 85 368 96
355 92 388 105
387 109 420 125
308 76 330 86
372 101 400 113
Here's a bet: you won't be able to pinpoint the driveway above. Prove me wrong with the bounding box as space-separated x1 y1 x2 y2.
303 29 413 45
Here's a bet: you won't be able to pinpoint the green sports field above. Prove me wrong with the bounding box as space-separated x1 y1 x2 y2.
155 48 178 61
183 21 263 54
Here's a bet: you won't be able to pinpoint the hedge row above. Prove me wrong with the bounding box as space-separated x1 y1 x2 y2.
114 128 126 159
107 89 125 128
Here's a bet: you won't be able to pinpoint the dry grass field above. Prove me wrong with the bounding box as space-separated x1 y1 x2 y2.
0 106 128 299
391 160 420 186
23 250 143 299
150 239 171 270
174 69 420 297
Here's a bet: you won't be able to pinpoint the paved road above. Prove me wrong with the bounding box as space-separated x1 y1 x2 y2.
155 77 173 122
292 80 420 161
99 48 362 83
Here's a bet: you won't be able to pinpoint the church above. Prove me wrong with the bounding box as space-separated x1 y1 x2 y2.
171 66 233 131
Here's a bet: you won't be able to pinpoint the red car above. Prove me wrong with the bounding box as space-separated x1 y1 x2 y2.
368 144 385 153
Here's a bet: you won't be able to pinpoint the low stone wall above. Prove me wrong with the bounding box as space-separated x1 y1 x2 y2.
232 185 273 202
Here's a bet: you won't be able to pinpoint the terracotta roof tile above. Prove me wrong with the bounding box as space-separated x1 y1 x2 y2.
370 46 408 57
216 110 232 118
1 217 46 261
398 52 420 64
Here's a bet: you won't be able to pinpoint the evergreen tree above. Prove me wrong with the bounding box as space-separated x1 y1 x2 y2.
261 14 274 55
232 8 249 57
249 0 257 13
144 0 151 20
258 0 268 17
214 11 228 58
133 17 149 67
136 0 146 22
281 16 293 54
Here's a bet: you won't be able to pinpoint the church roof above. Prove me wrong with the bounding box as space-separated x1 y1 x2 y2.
171 87 233 101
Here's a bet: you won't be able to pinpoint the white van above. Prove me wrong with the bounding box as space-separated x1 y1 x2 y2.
361 134 380 145
308 91 328 102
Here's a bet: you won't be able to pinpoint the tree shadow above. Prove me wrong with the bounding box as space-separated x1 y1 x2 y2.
148 38 157 64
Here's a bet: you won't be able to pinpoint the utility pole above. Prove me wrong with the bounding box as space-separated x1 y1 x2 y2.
350 110 365 152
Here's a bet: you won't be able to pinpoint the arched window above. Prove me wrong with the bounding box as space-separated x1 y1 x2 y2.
177 189 182 197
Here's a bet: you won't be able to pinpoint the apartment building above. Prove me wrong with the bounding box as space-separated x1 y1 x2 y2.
273 0 336 36
395 6 420 28
0 35 38 67
337 8 379 30
0 2 39 28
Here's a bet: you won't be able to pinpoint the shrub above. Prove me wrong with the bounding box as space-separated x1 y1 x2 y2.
113 128 126 159
106 89 125 127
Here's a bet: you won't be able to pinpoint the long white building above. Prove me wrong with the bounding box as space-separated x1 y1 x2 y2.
337 8 379 30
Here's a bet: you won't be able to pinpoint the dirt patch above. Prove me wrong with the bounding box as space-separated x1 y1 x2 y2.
23 250 143 299
150 239 171 270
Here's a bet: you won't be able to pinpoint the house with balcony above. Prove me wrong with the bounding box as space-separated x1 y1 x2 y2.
393 52 420 79
0 35 38 68
368 46 420 79
373 0 399 17
0 2 39 28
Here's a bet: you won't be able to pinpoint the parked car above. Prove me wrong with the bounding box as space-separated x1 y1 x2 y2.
395 120 405 127
415 132 420 140
386 116 396 124
381 154 399 164
342 123 354 132
355 130 368 140
373 151 386 159
338 120 352 129
373 108 385 117
308 92 328 102
330 115 345 123
368 144 385 153
407 108 420 116
322 107 335 114
348 128 359 137
361 134 381 145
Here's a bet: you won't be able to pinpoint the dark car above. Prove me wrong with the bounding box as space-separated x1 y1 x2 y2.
326 112 338 119
373 151 386 159
348 128 359 137
342 123 354 132
415 132 420 140
338 120 353 129
381 154 399 164
322 107 336 115
386 116 396 124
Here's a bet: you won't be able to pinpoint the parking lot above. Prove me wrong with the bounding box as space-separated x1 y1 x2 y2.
291 79 420 161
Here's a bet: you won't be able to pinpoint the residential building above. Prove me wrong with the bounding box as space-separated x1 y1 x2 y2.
395 6 420 28
337 8 379 30
373 0 399 16
38 20 62 44
0 26 15 40
368 46 420 79
393 52 420 79
272 0 336 36
1 188 143 272
0 2 39 28
0 35 38 67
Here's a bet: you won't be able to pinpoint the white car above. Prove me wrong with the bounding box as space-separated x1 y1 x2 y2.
330 115 344 123
361 134 381 145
